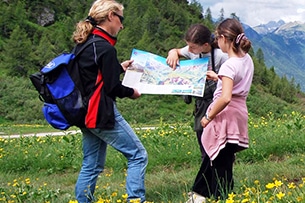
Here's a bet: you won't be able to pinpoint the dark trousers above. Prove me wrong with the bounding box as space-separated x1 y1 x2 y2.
192 143 236 199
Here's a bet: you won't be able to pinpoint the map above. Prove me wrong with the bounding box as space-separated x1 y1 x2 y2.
122 49 209 97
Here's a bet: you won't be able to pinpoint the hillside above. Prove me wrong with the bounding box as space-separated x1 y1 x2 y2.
0 0 304 125
245 21 305 91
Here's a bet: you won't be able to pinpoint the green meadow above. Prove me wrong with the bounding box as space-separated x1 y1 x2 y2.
0 111 305 203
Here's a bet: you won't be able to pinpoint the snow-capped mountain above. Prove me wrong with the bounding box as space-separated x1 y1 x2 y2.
244 20 305 91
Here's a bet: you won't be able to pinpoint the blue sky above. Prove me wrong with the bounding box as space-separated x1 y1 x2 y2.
195 0 305 26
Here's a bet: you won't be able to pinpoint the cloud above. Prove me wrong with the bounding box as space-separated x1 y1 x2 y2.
196 0 305 26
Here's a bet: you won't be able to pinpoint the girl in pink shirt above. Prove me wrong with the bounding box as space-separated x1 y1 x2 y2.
186 18 254 203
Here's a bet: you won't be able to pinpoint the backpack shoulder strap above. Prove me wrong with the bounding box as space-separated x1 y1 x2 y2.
73 37 102 56
200 48 216 72
211 47 215 72
70 37 103 98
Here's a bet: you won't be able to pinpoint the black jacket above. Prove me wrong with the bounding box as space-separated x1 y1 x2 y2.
76 28 134 129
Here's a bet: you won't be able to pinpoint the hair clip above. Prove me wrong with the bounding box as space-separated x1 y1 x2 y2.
86 16 97 26
235 33 247 45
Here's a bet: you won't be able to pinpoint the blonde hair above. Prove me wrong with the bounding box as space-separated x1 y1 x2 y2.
72 0 124 44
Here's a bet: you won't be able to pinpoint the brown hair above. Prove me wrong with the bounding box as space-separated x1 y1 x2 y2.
216 18 251 53
72 0 124 44
184 24 211 44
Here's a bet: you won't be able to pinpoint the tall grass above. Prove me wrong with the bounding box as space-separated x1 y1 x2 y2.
0 112 305 202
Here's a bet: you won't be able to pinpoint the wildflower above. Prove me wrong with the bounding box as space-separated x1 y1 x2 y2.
68 200 78 203
243 190 250 197
274 180 283 187
297 196 303 202
228 192 236 199
25 178 31 184
266 183 275 189
10 194 16 198
130 198 141 203
122 193 128 199
276 192 285 199
288 182 296 189
241 198 249 203
96 197 105 203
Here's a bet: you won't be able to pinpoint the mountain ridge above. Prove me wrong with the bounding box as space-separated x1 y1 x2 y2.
244 20 305 91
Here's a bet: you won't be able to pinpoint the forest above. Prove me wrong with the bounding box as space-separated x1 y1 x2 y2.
0 0 304 124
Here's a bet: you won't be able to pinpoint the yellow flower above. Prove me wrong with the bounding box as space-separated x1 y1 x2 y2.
266 183 275 189
297 196 303 202
96 198 105 203
276 192 285 199
288 182 296 189
241 198 249 203
122 193 128 199
274 180 283 187
228 192 236 200
130 198 141 203
68 200 78 203
25 178 31 184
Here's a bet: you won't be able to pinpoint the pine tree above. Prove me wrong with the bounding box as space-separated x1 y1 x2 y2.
1 26 32 77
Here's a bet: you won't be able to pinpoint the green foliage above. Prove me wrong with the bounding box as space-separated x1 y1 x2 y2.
0 0 304 124
1 26 32 76
1 114 305 202
0 76 45 124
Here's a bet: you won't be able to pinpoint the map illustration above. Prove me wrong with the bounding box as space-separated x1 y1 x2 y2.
122 49 209 97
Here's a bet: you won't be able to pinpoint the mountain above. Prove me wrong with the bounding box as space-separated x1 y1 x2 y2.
244 20 305 91
252 20 285 34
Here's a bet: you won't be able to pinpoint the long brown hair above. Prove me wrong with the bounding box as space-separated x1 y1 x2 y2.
216 18 251 53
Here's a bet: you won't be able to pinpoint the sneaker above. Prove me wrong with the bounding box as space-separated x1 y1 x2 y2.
185 191 206 203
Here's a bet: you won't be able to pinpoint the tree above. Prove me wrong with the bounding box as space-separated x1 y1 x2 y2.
1 26 32 77
203 8 214 30
256 48 265 64
217 8 225 23
230 13 240 21
32 32 57 71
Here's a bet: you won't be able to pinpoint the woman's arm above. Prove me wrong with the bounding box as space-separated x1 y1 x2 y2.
200 76 233 128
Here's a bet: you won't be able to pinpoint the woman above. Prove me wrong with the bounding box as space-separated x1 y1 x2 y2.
166 24 228 161
187 18 254 202
72 0 148 202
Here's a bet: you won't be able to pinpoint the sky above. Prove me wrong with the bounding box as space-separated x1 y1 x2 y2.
196 0 305 27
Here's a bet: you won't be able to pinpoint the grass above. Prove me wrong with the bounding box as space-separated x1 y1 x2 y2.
0 112 305 202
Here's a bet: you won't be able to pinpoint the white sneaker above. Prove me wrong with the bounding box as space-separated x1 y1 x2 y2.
185 192 206 203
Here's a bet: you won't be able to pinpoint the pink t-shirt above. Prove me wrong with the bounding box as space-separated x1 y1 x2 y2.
202 53 254 161
213 54 254 99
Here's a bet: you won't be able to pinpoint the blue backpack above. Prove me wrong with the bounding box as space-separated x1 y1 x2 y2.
30 38 101 130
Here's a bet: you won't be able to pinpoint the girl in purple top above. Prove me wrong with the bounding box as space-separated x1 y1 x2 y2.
186 18 254 203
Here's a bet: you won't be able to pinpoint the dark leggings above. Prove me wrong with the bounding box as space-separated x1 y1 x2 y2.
192 143 236 199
